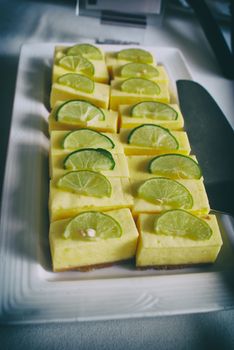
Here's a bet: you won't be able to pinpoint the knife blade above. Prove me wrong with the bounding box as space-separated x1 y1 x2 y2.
176 80 234 215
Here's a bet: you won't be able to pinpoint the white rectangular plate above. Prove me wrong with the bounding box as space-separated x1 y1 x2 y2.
1 43 234 324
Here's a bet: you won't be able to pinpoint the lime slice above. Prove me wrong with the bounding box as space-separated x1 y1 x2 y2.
128 124 179 150
120 63 159 79
64 148 115 171
56 100 105 125
67 44 103 60
117 48 153 64
63 129 115 150
57 73 94 93
57 170 112 197
131 101 178 120
58 55 95 77
149 154 202 179
138 177 193 209
121 78 160 95
154 209 212 240
63 211 122 239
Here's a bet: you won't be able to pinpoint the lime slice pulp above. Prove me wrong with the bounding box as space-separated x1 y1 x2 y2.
149 154 202 179
67 44 103 60
63 211 122 239
131 101 178 120
57 170 112 197
57 73 94 93
121 78 160 95
56 100 105 125
117 48 153 63
120 63 159 79
63 129 114 150
128 124 179 150
138 177 193 209
58 55 95 77
154 209 212 240
64 148 115 171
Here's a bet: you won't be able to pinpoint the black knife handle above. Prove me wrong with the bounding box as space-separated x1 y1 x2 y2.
187 0 234 80
231 0 234 54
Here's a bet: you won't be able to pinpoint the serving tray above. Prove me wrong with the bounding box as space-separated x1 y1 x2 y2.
1 43 234 324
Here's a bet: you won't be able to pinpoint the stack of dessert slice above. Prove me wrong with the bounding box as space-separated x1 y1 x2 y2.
48 43 223 272
49 44 140 271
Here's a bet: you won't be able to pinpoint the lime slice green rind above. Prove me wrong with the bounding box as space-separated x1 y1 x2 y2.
57 170 112 197
57 73 94 93
58 55 95 76
138 177 193 209
121 78 160 95
63 129 115 150
131 101 178 120
128 124 179 150
117 48 153 64
63 148 115 171
67 43 103 60
120 63 159 79
56 100 105 125
148 154 202 179
63 211 122 240
154 209 212 240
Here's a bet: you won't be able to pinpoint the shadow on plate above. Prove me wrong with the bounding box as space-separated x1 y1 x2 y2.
21 56 52 111
6 142 52 271
20 112 49 139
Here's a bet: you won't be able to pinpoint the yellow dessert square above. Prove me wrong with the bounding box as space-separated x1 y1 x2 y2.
127 155 199 179
49 177 133 221
112 64 169 84
110 80 170 111
52 46 109 84
119 129 191 156
50 81 110 110
48 102 118 133
49 208 139 271
136 213 223 267
50 152 129 179
105 51 156 75
131 178 210 216
119 104 184 130
50 130 124 156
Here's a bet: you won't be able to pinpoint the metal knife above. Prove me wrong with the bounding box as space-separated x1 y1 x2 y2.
176 80 234 215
